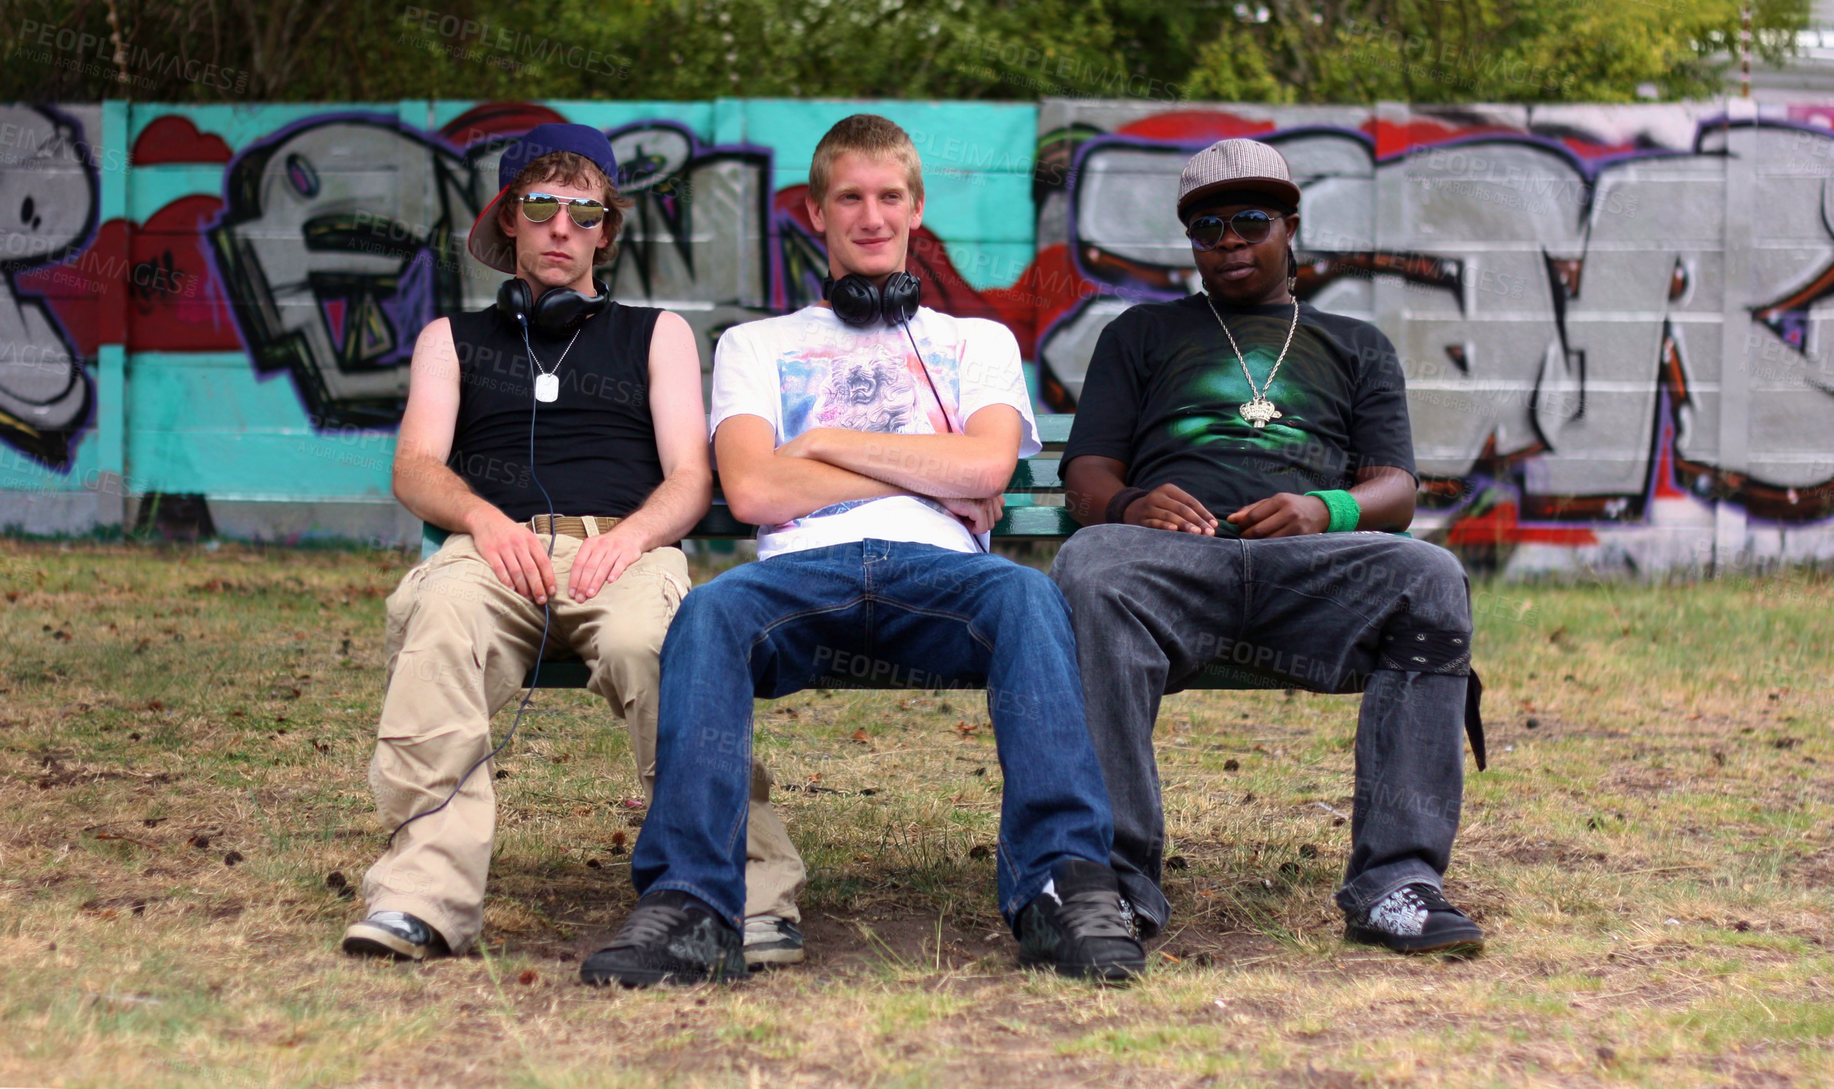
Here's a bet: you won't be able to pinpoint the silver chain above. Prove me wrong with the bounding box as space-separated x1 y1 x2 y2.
1206 292 1300 409
527 327 581 381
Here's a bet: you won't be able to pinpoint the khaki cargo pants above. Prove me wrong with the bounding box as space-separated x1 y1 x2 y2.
360 532 805 954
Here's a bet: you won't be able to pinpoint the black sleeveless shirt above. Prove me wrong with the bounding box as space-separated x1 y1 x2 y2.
447 301 665 522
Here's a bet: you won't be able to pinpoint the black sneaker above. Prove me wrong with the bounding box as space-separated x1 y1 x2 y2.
580 890 747 987
342 911 450 961
1116 893 1165 942
1344 883 1485 955
1016 859 1147 982
742 915 805 967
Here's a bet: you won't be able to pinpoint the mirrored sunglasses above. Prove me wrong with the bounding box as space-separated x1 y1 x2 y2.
517 192 608 230
1186 210 1283 251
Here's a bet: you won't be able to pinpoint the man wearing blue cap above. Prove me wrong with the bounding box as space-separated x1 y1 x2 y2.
342 123 805 962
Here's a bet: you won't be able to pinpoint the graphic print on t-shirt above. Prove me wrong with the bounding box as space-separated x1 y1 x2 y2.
782 336 954 439
776 332 958 524
712 305 1039 560
1167 329 1317 447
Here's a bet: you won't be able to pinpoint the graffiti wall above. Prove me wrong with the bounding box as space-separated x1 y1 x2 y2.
1 97 1830 572
1024 100 1834 572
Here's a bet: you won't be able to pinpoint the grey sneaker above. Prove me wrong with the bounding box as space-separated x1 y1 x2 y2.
580 890 747 987
1344 883 1484 955
342 911 450 961
743 915 805 967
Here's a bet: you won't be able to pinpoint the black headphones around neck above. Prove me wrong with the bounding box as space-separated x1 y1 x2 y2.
823 271 922 328
496 277 611 337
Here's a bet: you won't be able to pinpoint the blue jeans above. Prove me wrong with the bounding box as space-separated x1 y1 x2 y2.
632 539 1115 929
1051 526 1475 933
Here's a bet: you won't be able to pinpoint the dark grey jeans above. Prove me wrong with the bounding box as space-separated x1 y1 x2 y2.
1050 525 1475 934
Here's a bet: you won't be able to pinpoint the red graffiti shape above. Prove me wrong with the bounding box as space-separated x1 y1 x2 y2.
14 218 128 355
129 196 240 351
440 103 570 149
1366 118 1516 159
1116 112 1274 143
132 116 233 165
1444 501 1596 548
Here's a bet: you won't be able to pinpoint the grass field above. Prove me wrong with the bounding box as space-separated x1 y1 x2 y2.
1 538 1829 1088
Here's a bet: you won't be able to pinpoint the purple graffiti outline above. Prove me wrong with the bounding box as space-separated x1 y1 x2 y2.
205 109 477 434
2 102 102 471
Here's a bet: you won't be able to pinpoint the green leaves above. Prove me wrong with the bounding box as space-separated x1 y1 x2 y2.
0 0 1810 104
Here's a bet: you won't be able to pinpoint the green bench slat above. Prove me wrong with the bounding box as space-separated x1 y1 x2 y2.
529 658 595 688
1034 414 1072 447
993 503 1079 539
1004 457 1062 491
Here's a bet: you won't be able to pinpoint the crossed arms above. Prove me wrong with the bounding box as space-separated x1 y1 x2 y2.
714 407 1023 537
391 312 713 605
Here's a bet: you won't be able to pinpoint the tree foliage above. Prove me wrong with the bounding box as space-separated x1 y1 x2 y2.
0 0 1810 104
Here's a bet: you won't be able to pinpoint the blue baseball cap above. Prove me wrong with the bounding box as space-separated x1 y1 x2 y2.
468 123 620 273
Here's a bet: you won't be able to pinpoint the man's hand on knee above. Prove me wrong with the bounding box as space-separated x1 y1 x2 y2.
570 529 645 600
1128 484 1218 535
470 516 558 604
1228 492 1329 538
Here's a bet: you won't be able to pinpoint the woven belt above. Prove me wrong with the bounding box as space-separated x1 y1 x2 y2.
529 514 622 539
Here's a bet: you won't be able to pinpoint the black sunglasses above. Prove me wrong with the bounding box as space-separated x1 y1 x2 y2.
517 192 608 230
1185 210 1284 251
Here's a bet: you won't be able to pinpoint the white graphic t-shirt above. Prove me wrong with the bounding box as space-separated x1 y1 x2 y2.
711 305 1040 560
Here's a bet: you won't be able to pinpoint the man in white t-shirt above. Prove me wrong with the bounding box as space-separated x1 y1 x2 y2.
579 114 1144 987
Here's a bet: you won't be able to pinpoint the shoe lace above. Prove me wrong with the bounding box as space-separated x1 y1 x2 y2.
1058 887 1135 941
612 902 690 949
1405 883 1462 916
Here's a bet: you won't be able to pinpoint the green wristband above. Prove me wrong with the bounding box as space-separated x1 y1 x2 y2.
1305 489 1361 533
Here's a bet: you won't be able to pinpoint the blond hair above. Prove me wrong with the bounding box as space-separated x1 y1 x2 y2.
807 114 924 206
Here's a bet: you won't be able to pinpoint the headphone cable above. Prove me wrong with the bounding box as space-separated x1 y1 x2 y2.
901 315 993 554
385 323 559 847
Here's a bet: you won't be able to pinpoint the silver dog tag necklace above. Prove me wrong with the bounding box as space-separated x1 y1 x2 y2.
527 329 580 404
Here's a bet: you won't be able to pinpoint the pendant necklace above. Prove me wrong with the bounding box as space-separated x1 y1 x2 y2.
1206 293 1300 429
526 328 580 404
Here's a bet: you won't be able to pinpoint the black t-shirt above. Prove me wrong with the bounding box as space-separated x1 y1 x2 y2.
447 302 665 523
1063 294 1415 525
